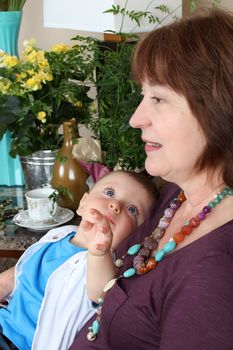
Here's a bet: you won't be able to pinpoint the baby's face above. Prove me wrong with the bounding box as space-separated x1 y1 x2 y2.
77 172 154 249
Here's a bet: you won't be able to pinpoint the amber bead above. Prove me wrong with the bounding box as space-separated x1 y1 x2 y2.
173 232 185 243
189 217 200 227
178 191 186 203
146 258 157 271
181 225 193 235
136 266 148 275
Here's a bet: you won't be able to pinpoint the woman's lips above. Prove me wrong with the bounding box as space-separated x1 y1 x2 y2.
144 142 162 152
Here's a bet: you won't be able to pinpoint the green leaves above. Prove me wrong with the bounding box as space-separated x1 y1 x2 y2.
0 0 27 11
90 41 145 170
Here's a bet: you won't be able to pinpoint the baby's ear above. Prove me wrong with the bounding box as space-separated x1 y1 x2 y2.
76 192 88 215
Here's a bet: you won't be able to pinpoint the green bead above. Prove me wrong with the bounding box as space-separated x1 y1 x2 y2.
223 187 228 195
123 268 136 278
218 193 225 199
227 188 233 195
208 201 217 208
127 244 141 255
213 197 221 204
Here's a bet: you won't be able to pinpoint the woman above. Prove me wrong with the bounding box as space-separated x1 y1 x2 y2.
70 8 233 349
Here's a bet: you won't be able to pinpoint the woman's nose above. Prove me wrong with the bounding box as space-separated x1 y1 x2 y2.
109 200 121 214
129 100 148 128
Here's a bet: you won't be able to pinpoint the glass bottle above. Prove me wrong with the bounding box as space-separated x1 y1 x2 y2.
52 118 88 210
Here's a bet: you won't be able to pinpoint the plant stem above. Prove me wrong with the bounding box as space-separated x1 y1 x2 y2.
119 0 129 34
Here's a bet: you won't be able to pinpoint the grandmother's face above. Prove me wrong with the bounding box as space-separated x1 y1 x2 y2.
129 82 207 184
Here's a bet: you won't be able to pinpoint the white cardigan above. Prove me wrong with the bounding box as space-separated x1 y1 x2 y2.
11 225 95 350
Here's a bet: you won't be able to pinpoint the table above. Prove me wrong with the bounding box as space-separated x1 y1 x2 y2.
0 186 80 263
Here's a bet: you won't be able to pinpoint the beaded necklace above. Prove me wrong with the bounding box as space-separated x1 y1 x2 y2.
87 186 233 341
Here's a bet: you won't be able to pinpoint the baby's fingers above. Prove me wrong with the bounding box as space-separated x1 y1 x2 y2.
79 219 94 231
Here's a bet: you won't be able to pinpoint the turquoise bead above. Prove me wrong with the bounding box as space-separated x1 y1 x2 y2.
127 244 141 255
123 268 136 278
163 240 176 253
91 320 100 335
155 249 165 262
227 188 233 195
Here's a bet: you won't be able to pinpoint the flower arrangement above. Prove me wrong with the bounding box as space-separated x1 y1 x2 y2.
0 0 27 11
0 36 97 157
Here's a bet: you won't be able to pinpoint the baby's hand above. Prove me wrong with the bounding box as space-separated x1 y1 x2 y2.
80 208 113 256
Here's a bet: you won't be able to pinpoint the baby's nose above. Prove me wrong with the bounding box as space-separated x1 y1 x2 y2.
109 201 121 214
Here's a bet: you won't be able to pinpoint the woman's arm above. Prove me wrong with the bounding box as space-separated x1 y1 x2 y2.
0 266 15 302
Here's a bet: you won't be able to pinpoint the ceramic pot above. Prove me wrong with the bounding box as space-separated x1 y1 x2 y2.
52 119 88 210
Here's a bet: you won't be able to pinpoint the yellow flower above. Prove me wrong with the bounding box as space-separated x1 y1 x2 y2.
75 101 83 108
51 43 70 53
25 76 42 91
37 111 46 123
0 81 11 94
16 72 27 81
1 55 19 67
23 38 37 50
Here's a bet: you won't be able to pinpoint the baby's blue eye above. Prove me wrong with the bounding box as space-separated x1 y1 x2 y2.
104 188 114 197
127 205 138 216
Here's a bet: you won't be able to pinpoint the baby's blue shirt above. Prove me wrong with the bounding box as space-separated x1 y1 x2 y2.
0 231 86 350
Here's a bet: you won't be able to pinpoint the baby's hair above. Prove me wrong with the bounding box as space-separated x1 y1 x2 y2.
96 170 159 200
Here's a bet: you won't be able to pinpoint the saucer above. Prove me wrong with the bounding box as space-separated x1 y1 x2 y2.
13 207 74 231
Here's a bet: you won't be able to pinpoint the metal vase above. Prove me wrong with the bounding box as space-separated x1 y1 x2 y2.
20 150 57 190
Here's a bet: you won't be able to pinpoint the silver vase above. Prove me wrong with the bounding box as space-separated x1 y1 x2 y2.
20 150 57 190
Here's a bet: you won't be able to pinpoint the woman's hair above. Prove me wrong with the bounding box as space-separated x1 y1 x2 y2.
132 9 233 188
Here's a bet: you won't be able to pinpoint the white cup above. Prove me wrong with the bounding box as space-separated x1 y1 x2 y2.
25 188 58 223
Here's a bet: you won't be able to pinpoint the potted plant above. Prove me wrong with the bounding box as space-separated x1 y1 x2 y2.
84 2 181 171
0 37 96 158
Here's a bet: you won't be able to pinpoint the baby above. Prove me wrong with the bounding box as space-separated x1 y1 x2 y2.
0 170 159 350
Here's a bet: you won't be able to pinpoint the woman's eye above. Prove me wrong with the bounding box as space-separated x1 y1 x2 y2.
151 97 163 104
127 205 138 216
104 188 114 197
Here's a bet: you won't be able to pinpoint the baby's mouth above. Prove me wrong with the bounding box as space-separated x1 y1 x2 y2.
105 215 116 225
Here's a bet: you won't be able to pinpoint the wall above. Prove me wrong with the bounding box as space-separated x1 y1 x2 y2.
183 0 233 17
18 0 102 52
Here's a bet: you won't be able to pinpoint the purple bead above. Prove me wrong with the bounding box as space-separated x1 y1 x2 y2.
144 237 158 250
198 211 206 220
164 208 174 218
138 248 150 258
133 255 144 265
170 199 181 210
152 227 165 240
203 205 211 214
158 217 170 229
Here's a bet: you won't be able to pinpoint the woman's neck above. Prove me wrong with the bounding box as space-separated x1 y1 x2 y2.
175 171 224 213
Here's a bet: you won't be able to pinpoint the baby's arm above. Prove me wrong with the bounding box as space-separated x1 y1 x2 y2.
82 209 116 303
0 266 15 303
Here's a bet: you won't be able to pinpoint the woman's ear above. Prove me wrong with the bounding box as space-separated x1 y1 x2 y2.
76 192 88 216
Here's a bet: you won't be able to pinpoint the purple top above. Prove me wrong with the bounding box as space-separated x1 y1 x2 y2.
70 184 233 350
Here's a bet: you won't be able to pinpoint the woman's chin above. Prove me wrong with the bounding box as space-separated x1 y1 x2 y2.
145 159 162 177
145 159 171 180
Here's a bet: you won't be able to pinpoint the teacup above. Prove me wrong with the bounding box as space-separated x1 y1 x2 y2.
25 188 58 223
